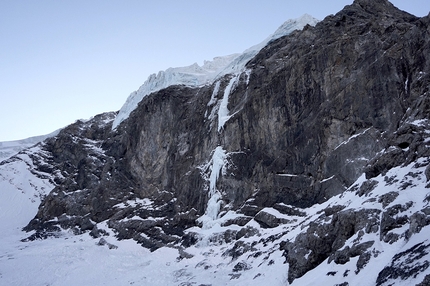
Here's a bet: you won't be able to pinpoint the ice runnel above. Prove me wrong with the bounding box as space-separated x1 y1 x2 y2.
217 76 238 132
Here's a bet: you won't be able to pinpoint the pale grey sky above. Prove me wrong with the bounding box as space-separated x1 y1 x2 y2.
0 0 428 141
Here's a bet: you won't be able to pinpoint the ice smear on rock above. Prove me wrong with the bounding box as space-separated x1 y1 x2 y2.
218 75 239 132
198 146 228 229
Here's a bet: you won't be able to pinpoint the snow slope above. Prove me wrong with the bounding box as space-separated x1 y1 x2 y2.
112 14 319 129
2 119 430 285
0 129 60 162
1 145 429 285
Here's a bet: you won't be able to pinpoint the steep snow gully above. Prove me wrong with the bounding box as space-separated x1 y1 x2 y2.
2 1 430 285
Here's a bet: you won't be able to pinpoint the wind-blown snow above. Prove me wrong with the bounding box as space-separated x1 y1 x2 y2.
112 14 319 129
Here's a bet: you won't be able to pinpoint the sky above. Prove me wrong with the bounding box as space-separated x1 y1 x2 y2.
0 0 428 141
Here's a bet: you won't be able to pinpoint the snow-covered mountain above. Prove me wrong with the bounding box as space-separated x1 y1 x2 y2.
1 0 430 285
112 14 319 129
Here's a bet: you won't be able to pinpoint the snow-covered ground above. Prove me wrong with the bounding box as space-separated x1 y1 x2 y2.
1 143 429 285
291 161 430 286
0 145 287 285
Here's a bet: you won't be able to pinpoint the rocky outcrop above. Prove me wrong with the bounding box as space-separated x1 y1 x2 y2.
376 242 430 285
281 208 381 282
14 0 430 284
102 0 429 217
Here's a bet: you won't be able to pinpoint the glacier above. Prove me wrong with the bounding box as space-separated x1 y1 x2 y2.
112 14 319 129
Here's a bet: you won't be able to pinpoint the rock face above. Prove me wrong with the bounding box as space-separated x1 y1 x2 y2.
10 0 430 284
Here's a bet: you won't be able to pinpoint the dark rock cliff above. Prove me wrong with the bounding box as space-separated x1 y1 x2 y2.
19 0 430 283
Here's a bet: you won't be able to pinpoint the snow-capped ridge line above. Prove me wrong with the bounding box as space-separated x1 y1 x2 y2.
112 14 319 129
0 129 61 162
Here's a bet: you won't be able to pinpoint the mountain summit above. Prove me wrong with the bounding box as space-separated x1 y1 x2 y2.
1 1 430 285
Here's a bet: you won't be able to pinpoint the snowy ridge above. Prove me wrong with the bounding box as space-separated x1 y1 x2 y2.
112 14 319 129
215 13 319 79
0 129 60 162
